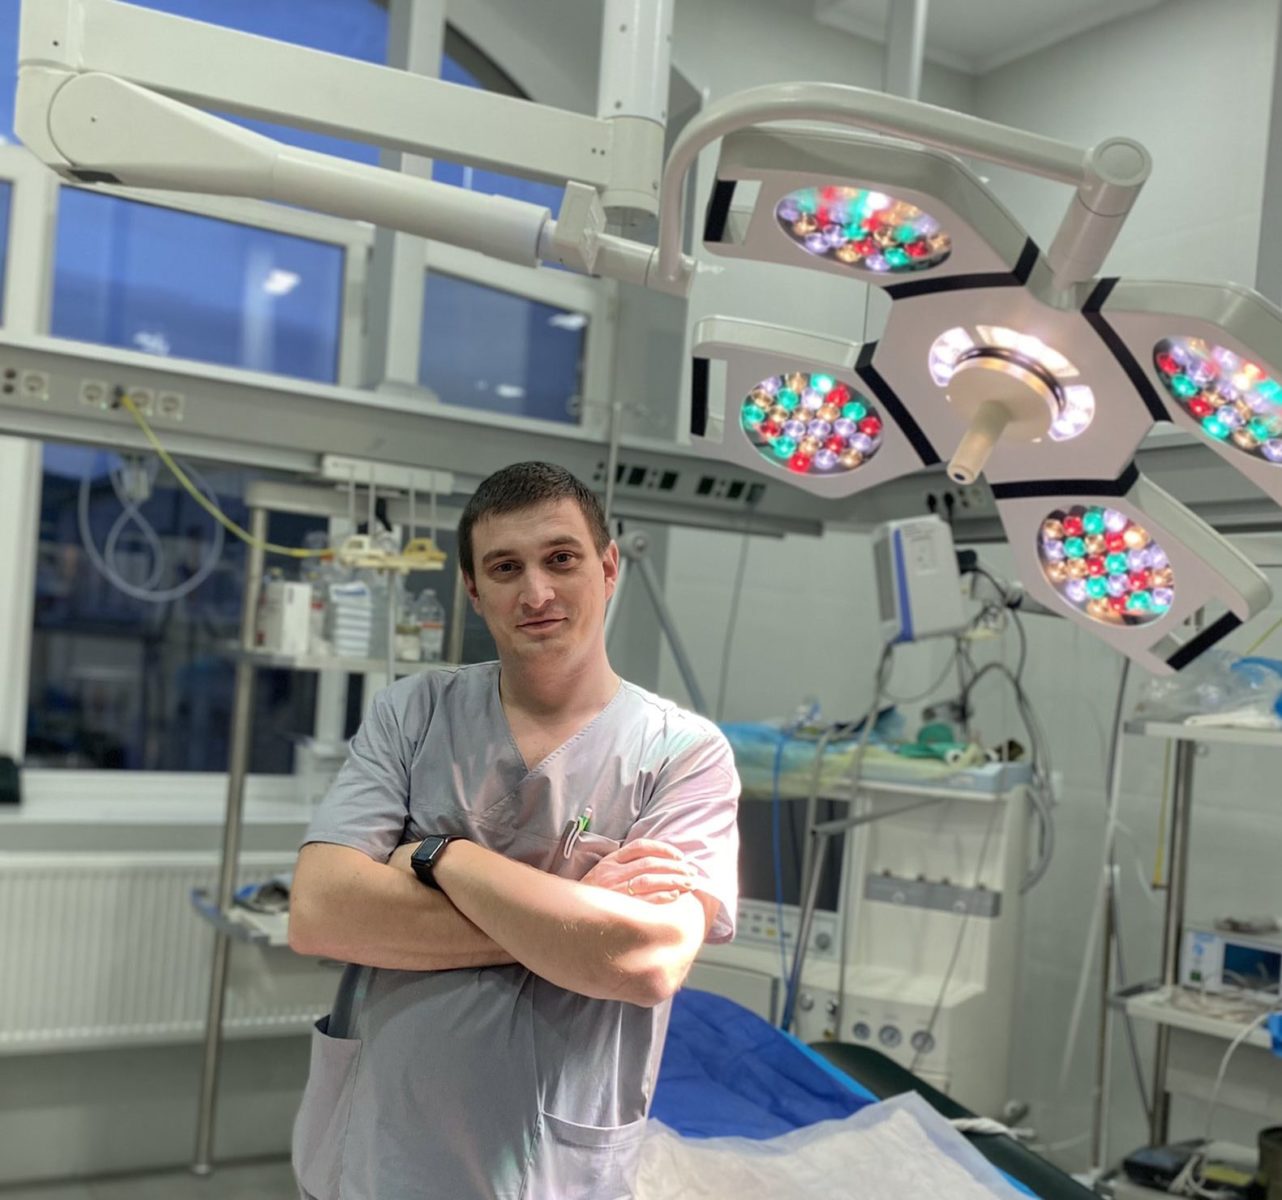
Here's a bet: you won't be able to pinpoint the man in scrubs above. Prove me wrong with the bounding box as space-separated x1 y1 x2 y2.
288 461 740 1199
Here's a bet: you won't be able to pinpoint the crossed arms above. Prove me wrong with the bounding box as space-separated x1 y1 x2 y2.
288 837 715 1008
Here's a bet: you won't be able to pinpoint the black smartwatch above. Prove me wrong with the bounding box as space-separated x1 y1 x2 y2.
410 835 461 890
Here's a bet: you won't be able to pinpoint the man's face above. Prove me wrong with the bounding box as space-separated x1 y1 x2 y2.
464 499 619 669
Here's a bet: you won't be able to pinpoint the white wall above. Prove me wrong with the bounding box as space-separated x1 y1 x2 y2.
972 0 1277 289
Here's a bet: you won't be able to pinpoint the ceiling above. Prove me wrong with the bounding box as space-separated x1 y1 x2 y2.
814 0 1170 76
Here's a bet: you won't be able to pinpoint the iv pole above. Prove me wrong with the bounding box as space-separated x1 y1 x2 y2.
605 527 710 716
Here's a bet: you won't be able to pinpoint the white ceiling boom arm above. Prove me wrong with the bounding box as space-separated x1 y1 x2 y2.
15 0 1148 298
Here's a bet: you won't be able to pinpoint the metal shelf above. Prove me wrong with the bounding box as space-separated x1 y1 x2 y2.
1124 718 1282 748
1118 983 1273 1049
191 888 290 947
820 775 1025 803
743 773 1030 805
232 647 461 675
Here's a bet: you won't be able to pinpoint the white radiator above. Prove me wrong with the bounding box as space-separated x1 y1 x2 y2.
0 852 337 1053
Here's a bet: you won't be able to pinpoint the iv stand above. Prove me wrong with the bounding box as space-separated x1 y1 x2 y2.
605 527 709 717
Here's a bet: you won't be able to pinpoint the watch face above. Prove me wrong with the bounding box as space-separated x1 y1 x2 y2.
411 836 450 889
414 836 448 865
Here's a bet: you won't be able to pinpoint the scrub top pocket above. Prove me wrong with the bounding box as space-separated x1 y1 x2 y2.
521 1111 648 1200
292 1016 362 1200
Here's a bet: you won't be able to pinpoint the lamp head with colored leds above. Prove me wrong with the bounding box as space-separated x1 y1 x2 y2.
775 186 951 274
1154 337 1282 464
1039 505 1174 625
741 371 883 475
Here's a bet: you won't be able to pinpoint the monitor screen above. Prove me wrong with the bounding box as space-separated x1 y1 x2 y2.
736 797 846 912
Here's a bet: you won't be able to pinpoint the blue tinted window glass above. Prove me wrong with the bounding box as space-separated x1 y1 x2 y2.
419 274 585 424
0 0 17 143
52 189 344 382
0 180 11 322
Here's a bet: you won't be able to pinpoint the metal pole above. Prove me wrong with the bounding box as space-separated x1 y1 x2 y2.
1255 0 1282 304
782 829 833 1033
603 554 628 646
629 539 709 715
1091 861 1117 1169
192 505 267 1175
1149 739 1197 1144
1092 660 1130 1173
883 0 928 101
603 400 623 528
595 0 672 219
446 565 468 665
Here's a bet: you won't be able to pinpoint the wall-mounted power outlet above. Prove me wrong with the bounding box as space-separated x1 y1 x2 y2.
156 391 185 421
20 371 49 401
80 379 110 409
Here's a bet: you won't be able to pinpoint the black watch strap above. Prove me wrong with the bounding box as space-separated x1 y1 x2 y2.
410 835 459 890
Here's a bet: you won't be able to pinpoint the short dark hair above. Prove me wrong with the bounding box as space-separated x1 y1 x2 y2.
457 461 610 578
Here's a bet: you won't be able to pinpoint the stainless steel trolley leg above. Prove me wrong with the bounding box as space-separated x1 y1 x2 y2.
193 506 268 1174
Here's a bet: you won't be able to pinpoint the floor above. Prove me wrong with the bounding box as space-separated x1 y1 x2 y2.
0 1159 298 1200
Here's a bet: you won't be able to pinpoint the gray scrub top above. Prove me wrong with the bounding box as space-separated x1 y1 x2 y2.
292 662 740 1200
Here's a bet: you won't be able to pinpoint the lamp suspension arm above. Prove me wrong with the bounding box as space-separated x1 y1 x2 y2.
20 0 617 192
28 73 554 268
654 82 1151 291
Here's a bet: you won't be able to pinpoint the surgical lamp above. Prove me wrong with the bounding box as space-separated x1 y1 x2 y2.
15 2 1282 671
689 126 1275 674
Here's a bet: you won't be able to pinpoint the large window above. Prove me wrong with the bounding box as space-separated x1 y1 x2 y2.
51 190 347 382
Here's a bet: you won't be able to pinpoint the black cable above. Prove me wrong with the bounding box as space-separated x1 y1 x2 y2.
966 563 1029 682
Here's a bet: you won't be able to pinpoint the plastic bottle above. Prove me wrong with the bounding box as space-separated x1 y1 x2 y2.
395 581 422 662
415 589 446 662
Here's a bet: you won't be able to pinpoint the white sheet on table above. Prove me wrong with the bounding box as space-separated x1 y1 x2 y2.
633 1092 1030 1200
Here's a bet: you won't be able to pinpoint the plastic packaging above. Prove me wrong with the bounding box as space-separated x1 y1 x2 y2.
328 580 374 659
1135 649 1282 726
